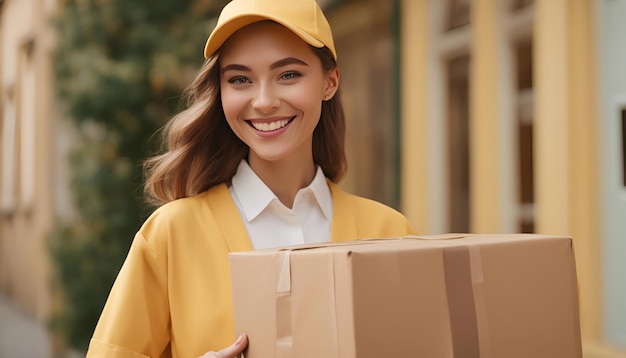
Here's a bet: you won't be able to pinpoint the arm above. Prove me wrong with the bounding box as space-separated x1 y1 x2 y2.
87 231 170 357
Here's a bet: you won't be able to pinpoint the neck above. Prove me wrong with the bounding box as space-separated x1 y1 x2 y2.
248 154 316 209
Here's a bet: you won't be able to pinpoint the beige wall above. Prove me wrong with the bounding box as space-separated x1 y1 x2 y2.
535 0 605 354
400 0 619 355
0 0 58 321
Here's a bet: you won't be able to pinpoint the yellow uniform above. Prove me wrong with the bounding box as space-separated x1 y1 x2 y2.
87 182 414 358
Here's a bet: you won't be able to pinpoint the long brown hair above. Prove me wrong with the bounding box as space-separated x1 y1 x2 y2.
143 46 346 206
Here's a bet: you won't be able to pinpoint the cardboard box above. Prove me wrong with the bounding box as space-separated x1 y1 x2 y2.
229 234 582 358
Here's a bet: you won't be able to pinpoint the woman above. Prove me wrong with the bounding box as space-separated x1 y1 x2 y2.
87 0 414 357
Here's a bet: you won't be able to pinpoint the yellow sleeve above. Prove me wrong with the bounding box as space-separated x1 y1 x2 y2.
86 231 170 358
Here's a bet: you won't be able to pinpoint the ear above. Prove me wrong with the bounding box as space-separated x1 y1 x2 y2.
323 67 340 101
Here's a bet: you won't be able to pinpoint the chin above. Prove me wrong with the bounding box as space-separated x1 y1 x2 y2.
249 150 291 163
259 155 292 163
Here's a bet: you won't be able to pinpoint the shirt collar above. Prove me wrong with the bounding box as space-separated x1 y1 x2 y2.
307 166 333 221
230 160 276 222
230 159 333 222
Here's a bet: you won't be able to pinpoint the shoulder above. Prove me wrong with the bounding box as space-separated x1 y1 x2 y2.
344 191 403 217
149 184 229 219
329 182 400 215
329 182 415 236
139 184 230 242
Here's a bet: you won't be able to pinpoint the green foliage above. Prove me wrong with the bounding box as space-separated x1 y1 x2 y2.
49 0 227 351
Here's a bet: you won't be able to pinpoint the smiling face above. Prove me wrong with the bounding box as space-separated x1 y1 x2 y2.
219 21 339 168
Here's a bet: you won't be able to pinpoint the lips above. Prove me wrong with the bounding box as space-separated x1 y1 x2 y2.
248 116 295 132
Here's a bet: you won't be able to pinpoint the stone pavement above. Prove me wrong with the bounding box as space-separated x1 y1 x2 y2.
0 294 51 358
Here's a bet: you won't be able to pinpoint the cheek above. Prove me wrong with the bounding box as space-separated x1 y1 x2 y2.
291 83 324 115
303 93 324 122
220 88 245 123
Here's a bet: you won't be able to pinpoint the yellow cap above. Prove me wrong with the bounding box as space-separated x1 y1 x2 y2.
203 0 336 60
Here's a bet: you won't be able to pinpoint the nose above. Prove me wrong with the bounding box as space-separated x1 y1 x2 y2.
251 83 280 113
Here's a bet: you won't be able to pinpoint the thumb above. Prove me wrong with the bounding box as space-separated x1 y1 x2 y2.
217 334 248 358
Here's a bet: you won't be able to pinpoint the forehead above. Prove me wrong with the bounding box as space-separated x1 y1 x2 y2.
219 21 315 63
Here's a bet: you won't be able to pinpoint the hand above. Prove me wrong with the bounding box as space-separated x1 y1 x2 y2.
198 334 248 358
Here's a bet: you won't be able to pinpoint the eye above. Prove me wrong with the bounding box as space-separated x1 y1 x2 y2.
279 71 301 81
227 76 251 85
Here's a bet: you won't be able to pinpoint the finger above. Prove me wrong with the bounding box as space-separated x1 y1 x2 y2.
217 334 248 358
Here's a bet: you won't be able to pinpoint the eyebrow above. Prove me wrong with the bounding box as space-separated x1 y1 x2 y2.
221 57 309 73
270 57 309 70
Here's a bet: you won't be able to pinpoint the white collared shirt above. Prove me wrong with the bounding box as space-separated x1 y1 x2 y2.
228 160 333 250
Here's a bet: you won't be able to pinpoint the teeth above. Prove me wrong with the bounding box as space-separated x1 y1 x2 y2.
251 119 290 132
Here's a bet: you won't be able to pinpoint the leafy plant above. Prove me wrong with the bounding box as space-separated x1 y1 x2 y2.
49 0 227 351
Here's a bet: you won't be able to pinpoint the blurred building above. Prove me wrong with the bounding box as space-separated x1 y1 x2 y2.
329 0 623 356
0 0 65 325
0 0 624 356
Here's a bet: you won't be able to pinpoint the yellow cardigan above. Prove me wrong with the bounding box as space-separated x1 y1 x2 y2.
87 182 414 358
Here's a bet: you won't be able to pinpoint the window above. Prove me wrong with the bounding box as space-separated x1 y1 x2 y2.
515 40 535 233
19 41 36 209
446 0 471 31
622 108 626 187
431 0 473 233
447 55 471 232
1 88 17 214
511 0 534 12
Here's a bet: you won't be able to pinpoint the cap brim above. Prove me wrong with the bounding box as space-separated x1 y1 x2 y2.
203 14 325 59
